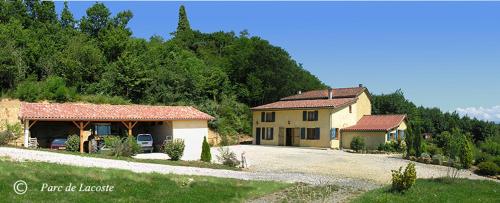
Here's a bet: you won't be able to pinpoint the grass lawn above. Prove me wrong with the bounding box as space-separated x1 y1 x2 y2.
0 157 288 202
352 178 500 203
34 148 240 171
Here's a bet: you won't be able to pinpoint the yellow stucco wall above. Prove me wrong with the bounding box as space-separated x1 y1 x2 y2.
355 92 372 119
253 109 332 147
342 120 407 149
341 131 387 149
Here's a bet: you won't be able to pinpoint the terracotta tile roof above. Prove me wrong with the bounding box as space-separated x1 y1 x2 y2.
342 115 406 132
251 98 357 110
280 87 366 101
19 103 214 121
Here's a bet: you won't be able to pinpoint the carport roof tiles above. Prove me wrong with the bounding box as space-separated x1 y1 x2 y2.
19 102 214 121
342 114 406 132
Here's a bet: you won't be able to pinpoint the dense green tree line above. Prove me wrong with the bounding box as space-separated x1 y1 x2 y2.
0 1 325 141
372 90 499 144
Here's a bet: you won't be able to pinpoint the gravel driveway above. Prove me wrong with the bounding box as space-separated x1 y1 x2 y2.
0 147 376 189
212 145 490 184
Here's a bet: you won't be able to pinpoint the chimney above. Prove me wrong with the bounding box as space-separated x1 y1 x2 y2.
328 88 333 99
298 90 302 95
359 84 363 87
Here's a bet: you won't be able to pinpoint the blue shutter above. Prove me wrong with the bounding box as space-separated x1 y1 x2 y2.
315 128 320 140
387 133 390 140
330 128 337 140
401 130 405 139
300 128 306 139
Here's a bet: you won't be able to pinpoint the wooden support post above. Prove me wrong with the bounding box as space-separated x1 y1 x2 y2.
23 120 30 147
73 121 90 153
121 121 137 137
79 121 84 153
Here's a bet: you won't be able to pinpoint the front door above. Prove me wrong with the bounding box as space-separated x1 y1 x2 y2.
278 127 285 146
285 128 293 146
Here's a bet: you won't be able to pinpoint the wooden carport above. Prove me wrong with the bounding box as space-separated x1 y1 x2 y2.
18 102 214 153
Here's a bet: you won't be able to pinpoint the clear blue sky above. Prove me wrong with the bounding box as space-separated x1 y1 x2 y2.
55 2 500 121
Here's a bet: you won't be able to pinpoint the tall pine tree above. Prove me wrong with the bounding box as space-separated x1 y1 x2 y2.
173 5 194 48
60 2 75 29
176 5 191 33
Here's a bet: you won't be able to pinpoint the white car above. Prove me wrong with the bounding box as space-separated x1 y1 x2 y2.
136 134 153 153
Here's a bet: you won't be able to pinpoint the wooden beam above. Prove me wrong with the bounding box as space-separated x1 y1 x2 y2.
130 121 138 128
72 121 80 129
82 121 90 129
121 121 129 128
28 120 37 128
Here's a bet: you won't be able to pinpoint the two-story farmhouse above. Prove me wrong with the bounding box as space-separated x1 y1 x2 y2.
251 85 406 149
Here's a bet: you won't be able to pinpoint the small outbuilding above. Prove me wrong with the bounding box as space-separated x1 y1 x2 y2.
18 102 214 160
341 114 407 149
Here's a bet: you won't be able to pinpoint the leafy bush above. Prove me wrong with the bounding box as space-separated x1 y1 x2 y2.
492 156 500 167
420 152 431 159
378 142 396 152
200 136 211 162
14 76 76 102
476 161 499 176
409 148 416 157
0 122 23 145
127 136 141 154
107 137 141 157
164 139 185 161
216 147 240 167
103 135 121 149
479 138 500 156
418 152 432 164
0 132 12 145
432 154 444 165
42 76 76 102
391 162 417 192
379 141 406 152
65 134 80 152
351 136 365 152
425 143 443 156
14 80 41 102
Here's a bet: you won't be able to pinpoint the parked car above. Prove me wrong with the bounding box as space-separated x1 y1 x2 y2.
136 134 153 153
50 138 67 150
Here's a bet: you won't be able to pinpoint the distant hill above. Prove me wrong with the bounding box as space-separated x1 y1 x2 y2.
0 2 325 139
